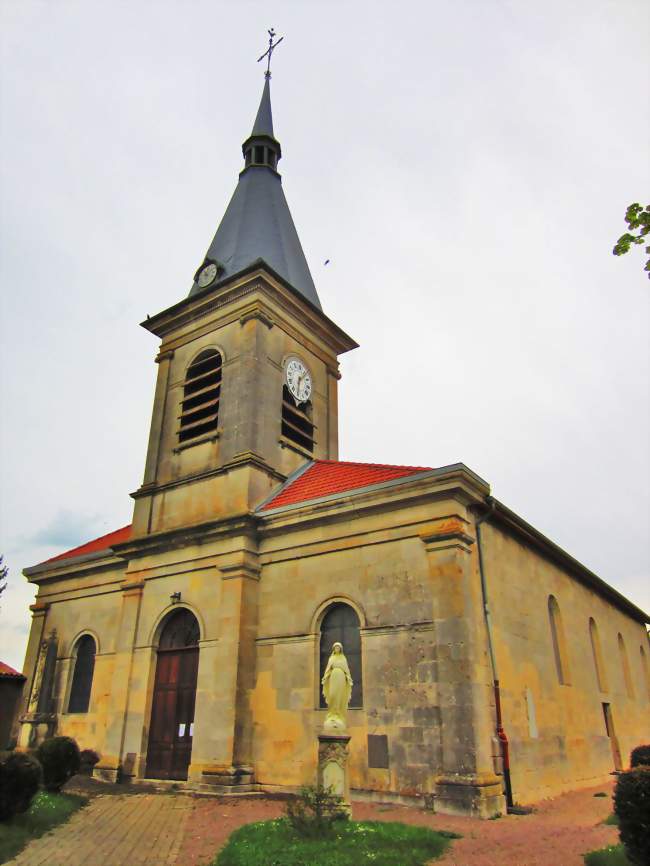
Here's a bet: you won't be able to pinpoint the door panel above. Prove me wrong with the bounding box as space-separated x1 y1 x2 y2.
146 647 198 780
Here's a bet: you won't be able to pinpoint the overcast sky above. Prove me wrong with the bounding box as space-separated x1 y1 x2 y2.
1 1 648 672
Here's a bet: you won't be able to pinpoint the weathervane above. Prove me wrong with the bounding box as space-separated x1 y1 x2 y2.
257 28 283 79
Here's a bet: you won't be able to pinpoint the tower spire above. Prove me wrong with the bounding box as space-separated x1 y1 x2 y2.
188 53 321 309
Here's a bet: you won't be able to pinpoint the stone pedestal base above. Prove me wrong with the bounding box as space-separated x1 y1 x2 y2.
317 733 351 817
199 764 255 794
17 714 55 750
433 773 505 818
93 756 121 783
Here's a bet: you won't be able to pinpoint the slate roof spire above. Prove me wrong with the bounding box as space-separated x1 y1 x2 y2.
189 74 321 309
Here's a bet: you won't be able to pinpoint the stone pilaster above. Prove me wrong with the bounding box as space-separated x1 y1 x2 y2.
188 550 259 790
18 606 55 750
93 577 144 783
421 519 505 818
132 349 174 537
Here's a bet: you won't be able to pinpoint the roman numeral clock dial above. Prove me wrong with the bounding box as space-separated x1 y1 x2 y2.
286 358 312 405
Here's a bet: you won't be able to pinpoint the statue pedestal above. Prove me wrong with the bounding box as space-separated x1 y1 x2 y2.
317 732 351 817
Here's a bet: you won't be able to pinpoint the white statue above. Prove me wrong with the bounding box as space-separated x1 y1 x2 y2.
321 642 353 731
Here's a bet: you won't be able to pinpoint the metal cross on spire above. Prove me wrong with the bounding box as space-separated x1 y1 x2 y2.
257 28 284 79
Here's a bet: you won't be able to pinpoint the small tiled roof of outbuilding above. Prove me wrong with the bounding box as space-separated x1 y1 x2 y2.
259 460 432 512
0 661 25 679
44 524 132 564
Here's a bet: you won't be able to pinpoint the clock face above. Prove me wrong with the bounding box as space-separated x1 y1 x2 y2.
197 262 218 288
285 357 312 404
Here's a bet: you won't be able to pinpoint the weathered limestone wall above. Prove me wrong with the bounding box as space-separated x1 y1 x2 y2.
252 533 441 794
20 561 126 755
482 521 650 803
252 481 504 817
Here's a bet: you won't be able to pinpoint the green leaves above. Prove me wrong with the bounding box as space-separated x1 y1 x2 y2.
613 203 650 279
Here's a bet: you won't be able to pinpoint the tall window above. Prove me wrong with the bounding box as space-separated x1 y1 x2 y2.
640 646 650 701
178 350 222 444
281 385 314 453
617 634 635 698
319 603 362 708
548 596 570 685
589 618 608 692
68 635 96 713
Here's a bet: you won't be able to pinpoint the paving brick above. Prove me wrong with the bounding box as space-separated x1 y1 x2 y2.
6 794 192 866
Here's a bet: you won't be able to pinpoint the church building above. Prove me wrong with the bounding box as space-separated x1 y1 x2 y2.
18 71 649 818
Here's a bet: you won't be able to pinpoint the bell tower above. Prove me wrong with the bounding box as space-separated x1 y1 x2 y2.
131 74 357 539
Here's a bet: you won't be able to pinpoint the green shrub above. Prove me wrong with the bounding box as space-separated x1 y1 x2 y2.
285 785 347 837
629 745 650 768
584 844 632 866
613 766 650 866
0 751 42 822
36 737 80 792
79 749 100 776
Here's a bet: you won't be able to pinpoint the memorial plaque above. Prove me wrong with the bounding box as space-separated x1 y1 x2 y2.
367 734 389 769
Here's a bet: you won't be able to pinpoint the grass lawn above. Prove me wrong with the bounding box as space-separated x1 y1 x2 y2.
214 818 458 866
0 790 86 864
584 844 631 866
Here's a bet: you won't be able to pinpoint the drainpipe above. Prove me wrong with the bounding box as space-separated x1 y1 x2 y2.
475 496 514 810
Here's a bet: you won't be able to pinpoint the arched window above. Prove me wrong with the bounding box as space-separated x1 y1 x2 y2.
68 635 96 713
640 646 650 701
319 603 362 708
178 350 222 443
548 596 570 685
589 618 608 692
159 608 200 649
617 634 634 698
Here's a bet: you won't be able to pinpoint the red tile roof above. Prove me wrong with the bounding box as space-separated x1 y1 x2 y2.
37 462 431 563
0 661 25 679
44 524 132 564
260 459 432 512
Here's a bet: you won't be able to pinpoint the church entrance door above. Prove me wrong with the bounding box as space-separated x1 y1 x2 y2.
146 609 200 781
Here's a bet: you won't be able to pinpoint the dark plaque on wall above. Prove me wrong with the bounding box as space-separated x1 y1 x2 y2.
367 734 389 769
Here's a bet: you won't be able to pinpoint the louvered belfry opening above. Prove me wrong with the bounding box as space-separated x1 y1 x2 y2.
179 350 222 443
281 385 314 453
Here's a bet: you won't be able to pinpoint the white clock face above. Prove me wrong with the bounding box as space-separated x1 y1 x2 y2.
286 358 312 404
197 262 218 288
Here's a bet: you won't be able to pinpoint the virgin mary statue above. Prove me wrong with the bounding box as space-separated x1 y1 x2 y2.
321 642 353 731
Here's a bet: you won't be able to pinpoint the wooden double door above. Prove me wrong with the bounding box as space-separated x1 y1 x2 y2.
146 609 200 781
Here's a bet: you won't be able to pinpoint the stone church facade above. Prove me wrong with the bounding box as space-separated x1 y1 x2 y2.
18 76 649 817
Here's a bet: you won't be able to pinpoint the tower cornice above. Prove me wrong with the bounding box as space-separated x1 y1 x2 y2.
141 264 358 356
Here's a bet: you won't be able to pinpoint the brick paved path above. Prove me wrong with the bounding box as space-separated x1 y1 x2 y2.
7 793 191 866
6 780 619 866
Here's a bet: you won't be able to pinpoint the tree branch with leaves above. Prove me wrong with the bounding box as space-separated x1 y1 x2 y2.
613 203 650 279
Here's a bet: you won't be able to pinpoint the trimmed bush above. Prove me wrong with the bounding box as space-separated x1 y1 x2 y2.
629 744 650 768
0 751 42 821
613 765 650 866
285 785 347 837
79 749 100 776
36 737 80 792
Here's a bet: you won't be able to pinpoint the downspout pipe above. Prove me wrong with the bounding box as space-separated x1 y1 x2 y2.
475 496 514 810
